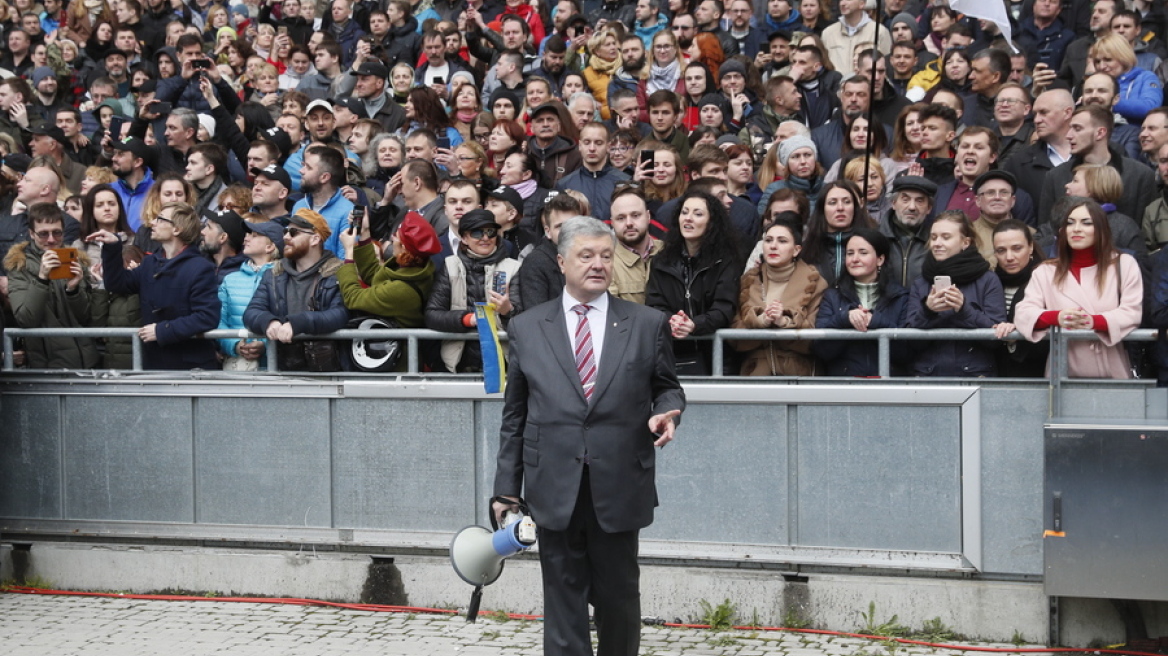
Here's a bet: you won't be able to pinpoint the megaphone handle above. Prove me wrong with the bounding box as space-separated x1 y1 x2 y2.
466 585 484 623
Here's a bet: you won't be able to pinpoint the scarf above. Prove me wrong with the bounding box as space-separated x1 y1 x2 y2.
455 109 478 124
511 179 538 199
588 53 621 75
995 253 1040 290
920 244 990 287
647 59 681 94
763 259 795 306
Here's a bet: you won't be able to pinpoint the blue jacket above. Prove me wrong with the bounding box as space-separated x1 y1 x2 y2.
765 10 802 32
101 240 222 370
904 269 1006 377
556 165 630 223
291 189 356 259
1115 66 1163 123
114 169 155 232
217 260 275 358
812 282 909 376
1017 17 1076 71
156 74 242 113
635 14 668 49
243 256 349 338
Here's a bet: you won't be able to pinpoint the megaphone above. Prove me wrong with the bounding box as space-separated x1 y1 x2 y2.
450 499 537 622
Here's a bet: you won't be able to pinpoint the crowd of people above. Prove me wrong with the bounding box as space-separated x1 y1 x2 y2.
3 0 1168 380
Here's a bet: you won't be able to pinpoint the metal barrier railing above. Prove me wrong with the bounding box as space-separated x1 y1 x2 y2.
3 326 1159 384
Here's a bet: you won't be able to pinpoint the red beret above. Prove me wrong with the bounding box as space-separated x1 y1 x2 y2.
399 211 441 257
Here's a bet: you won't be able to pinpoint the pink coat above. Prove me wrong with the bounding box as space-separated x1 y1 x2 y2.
1014 254 1143 379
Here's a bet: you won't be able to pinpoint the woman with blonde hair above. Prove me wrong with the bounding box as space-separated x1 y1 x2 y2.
1063 164 1146 254
1090 33 1161 122
647 31 687 96
583 28 622 120
137 172 197 254
842 156 891 218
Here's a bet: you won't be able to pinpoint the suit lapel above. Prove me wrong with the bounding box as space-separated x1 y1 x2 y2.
588 295 632 411
542 300 587 405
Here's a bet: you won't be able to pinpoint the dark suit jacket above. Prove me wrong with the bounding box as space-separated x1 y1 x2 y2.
493 294 685 533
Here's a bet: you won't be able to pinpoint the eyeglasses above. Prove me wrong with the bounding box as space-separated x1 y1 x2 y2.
609 145 632 153
978 190 1014 199
33 229 63 239
284 227 314 237
466 227 498 240
153 215 174 225
995 98 1026 107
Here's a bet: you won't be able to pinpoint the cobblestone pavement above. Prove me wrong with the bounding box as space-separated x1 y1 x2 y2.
1 592 1042 656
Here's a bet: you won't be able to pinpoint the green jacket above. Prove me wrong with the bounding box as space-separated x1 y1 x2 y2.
4 241 99 369
90 288 141 369
336 242 435 328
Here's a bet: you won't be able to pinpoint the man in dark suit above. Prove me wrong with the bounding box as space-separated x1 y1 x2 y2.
492 216 685 656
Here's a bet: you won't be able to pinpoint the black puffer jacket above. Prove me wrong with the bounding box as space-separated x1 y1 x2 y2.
646 252 740 375
425 247 521 372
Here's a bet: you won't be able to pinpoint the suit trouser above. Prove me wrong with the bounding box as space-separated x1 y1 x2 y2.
538 468 641 656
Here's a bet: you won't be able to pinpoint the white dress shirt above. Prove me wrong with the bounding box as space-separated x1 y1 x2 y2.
562 291 609 373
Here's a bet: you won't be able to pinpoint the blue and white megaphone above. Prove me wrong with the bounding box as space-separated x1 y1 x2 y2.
450 497 537 622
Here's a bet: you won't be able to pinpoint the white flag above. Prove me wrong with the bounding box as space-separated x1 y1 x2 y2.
950 0 1015 52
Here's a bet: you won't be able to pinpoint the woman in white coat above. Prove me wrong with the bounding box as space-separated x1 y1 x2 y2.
1014 199 1143 378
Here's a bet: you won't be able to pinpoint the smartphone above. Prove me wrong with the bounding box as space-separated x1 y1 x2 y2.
493 271 507 295
49 248 78 280
436 135 451 150
108 116 126 139
933 276 952 293
277 25 288 36
433 76 445 85
191 58 210 70
349 206 365 233
639 149 656 169
151 101 172 114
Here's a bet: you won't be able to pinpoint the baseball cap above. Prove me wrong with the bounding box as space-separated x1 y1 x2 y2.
202 208 246 252
110 136 154 169
486 185 524 217
350 61 390 78
305 99 334 115
261 126 293 158
289 208 332 241
529 102 560 120
333 96 367 118
252 164 292 189
244 219 285 252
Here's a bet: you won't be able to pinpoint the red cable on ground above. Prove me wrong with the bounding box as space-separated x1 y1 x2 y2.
1 586 1160 656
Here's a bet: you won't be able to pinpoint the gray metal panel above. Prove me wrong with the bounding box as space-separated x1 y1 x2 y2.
476 400 506 524
63 396 194 521
194 398 331 527
796 405 962 551
648 404 789 544
332 399 476 532
0 395 61 518
978 388 1047 576
1044 423 1168 601
1060 388 1147 419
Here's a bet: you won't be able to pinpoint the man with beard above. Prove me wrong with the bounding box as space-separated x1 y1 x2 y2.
186 143 229 216
243 208 349 372
101 48 133 98
1081 73 1141 159
29 67 65 124
810 76 875 169
293 144 355 258
557 123 630 223
670 13 697 50
607 184 662 304
878 175 936 287
726 0 764 59
532 36 569 98
108 136 155 231
608 36 651 127
527 103 582 188
695 0 738 57
200 208 248 282
855 50 908 128
790 45 839 129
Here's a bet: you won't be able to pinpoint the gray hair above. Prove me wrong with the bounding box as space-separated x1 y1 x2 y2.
364 133 402 178
568 91 598 110
775 119 810 138
557 216 616 258
172 107 199 133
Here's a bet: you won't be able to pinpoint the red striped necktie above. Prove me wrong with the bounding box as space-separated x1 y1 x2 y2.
571 304 596 401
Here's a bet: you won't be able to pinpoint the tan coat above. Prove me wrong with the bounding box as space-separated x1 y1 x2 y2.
609 239 662 304
731 260 827 376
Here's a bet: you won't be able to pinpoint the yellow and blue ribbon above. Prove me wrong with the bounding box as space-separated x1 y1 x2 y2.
475 302 506 394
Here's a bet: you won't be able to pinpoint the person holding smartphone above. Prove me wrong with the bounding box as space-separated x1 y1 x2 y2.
5 202 99 369
904 210 1006 377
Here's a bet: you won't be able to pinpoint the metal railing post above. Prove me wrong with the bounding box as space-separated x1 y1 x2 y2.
1050 328 1065 417
878 334 891 378
268 341 280 373
131 335 143 372
408 335 419 374
2 331 12 371
711 334 724 377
